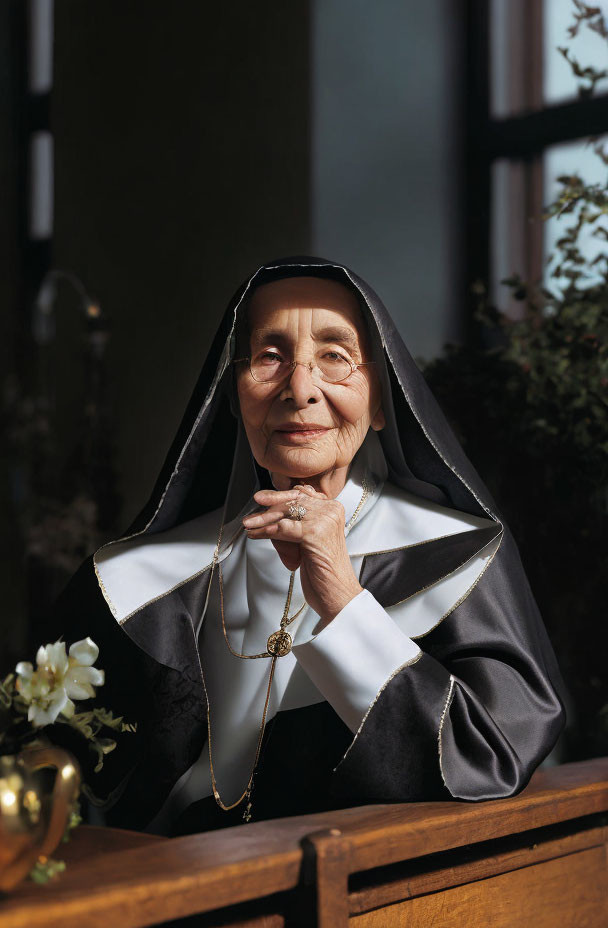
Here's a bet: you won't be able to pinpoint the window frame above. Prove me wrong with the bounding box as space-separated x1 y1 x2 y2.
462 0 608 338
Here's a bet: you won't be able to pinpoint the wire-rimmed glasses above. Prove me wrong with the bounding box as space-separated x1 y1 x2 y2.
232 350 375 384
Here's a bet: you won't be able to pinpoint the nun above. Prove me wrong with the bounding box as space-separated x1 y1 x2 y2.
50 257 566 836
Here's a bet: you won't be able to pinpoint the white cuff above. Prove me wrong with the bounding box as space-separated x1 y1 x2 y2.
291 589 422 733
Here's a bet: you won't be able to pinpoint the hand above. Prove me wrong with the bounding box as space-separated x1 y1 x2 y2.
242 485 363 626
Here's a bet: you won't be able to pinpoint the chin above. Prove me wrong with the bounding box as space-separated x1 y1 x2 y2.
267 448 333 480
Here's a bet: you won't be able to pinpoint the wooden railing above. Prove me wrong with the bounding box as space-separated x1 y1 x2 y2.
1 758 607 927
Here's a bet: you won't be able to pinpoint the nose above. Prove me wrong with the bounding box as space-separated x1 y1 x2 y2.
278 360 321 406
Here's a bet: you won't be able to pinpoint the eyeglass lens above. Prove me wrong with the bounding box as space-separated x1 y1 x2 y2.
250 350 353 383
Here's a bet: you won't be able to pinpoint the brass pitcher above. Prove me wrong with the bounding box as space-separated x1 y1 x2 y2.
0 745 80 892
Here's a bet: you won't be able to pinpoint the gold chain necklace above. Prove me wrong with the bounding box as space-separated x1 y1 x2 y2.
203 476 371 822
218 565 307 660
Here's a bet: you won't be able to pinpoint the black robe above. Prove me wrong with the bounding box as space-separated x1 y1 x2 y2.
48 256 567 835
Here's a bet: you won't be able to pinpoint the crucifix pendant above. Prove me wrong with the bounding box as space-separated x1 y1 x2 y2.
267 628 292 657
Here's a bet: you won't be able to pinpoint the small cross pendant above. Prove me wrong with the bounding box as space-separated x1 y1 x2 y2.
243 801 252 822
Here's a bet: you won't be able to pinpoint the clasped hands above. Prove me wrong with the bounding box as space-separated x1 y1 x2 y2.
242 486 363 626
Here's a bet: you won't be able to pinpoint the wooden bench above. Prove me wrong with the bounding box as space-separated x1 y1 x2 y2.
1 757 607 927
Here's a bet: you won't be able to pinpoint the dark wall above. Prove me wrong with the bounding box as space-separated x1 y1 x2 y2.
52 0 312 529
0 5 19 366
1 2 27 657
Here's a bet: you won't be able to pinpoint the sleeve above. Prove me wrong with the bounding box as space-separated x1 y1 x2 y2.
303 529 567 805
45 556 146 813
292 589 422 733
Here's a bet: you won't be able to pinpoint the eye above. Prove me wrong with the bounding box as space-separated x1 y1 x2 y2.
257 350 284 365
322 350 348 361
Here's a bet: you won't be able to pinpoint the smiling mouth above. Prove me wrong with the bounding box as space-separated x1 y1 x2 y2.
274 427 331 441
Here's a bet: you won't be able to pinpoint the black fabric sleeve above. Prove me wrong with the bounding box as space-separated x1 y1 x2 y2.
330 529 567 804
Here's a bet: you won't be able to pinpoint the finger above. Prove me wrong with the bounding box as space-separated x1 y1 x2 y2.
271 539 301 571
292 484 327 499
245 518 303 541
253 489 301 505
242 509 284 529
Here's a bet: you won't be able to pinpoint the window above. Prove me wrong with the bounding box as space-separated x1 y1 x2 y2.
465 0 608 325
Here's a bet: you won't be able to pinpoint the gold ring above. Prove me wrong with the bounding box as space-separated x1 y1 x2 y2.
287 503 307 521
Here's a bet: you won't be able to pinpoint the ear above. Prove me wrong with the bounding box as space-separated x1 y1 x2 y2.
371 403 385 432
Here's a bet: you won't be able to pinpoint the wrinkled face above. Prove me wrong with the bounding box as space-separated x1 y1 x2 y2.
236 276 385 484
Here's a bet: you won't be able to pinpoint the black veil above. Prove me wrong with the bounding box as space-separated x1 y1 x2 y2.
125 256 503 540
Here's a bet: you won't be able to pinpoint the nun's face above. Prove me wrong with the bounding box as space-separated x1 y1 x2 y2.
236 276 385 493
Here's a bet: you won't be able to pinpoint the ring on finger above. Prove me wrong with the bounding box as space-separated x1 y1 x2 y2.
287 502 307 521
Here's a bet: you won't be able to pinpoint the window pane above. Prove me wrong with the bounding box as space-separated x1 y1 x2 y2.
544 137 608 293
544 0 608 105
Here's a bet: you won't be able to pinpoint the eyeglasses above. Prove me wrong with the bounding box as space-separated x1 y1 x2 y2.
232 350 375 384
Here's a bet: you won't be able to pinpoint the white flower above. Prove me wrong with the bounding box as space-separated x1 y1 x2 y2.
15 637 105 728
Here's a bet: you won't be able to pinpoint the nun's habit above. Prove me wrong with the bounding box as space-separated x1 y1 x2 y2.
50 257 567 836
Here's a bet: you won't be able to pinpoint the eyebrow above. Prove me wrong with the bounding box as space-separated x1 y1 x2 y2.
314 326 361 352
251 325 361 354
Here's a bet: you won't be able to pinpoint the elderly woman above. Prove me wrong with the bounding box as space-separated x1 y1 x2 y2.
51 256 566 835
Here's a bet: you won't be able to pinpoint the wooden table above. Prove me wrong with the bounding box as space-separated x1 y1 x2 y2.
1 758 607 927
